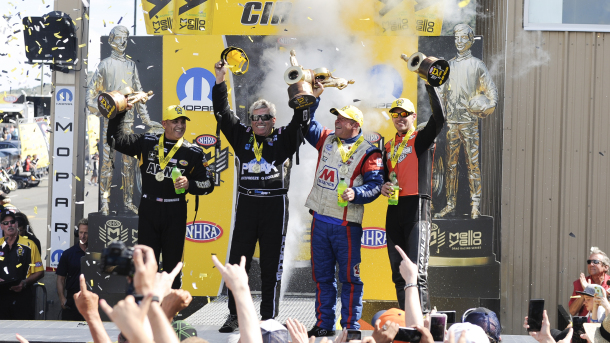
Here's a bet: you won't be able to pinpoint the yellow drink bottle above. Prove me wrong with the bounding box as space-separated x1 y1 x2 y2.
337 178 348 207
172 166 185 194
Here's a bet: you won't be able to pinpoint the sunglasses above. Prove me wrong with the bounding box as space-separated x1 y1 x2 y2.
390 110 414 118
249 114 273 122
1 219 16 225
588 259 602 265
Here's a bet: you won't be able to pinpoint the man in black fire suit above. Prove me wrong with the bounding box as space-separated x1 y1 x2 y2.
107 104 214 289
213 60 311 332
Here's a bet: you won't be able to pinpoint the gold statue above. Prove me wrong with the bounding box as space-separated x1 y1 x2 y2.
86 25 163 216
434 24 498 219
283 49 355 109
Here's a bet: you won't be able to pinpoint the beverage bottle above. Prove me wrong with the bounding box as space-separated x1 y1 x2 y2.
172 166 185 194
337 178 348 207
388 183 399 205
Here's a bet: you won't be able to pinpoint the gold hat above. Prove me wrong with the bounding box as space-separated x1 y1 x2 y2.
330 105 363 126
390 98 415 114
584 315 610 343
163 105 190 121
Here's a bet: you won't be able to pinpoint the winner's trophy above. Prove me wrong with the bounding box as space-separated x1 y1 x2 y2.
97 87 154 119
401 52 450 87
284 49 355 110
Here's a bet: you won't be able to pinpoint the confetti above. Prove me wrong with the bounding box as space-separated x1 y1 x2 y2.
569 232 576 238
182 67 186 74
193 53 199 56
307 17 312 20
75 201 85 204
40 310 44 314
86 260 90 266
81 0 89 7
121 79 127 84
135 125 145 129
90 280 93 287
458 0 470 7
78 43 86 48
3 267 7 274
360 18 370 20
248 36 253 42
34 206 37 214
175 37 179 43
381 111 390 120
192 282 197 289
147 65 154 69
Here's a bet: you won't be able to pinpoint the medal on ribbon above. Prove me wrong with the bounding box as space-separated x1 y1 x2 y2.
251 134 264 174
157 135 184 182
389 129 414 169
336 136 365 176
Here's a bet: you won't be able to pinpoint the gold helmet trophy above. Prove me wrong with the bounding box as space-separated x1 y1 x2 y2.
284 49 355 110
220 46 249 75
97 87 154 119
401 52 450 87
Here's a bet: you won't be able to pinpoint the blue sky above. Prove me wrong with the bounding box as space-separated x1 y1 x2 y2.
0 0 149 93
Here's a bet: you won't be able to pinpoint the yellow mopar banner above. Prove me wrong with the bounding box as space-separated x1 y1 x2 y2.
142 0 175 35
162 35 236 296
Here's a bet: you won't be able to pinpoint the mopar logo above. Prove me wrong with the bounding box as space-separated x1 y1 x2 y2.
186 221 223 242
361 227 387 249
176 68 216 112
56 88 73 102
196 134 217 148
240 1 292 25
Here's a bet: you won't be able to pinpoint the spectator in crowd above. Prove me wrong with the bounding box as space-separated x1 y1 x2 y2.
14 212 41 253
569 247 610 316
56 218 88 321
304 85 384 336
463 307 502 343
525 310 574 343
0 209 44 320
0 194 19 212
30 154 39 177
90 152 99 186
24 155 32 173
574 285 608 323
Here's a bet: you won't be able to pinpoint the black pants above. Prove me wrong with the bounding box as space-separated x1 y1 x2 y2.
62 293 85 321
138 198 188 289
0 288 35 320
385 196 431 313
227 194 287 320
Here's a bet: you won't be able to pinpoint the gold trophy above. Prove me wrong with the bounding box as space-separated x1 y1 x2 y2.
220 46 249 75
97 87 154 119
284 49 355 110
401 52 450 87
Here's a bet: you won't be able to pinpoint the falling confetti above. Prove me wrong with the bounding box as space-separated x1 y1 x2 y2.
135 125 145 129
458 0 470 7
75 201 85 204
147 65 154 69
34 206 37 214
192 282 198 289
307 17 312 21
382 111 390 120
86 260 90 266
569 232 576 238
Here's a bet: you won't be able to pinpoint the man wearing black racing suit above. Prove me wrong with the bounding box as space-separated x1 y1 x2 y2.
380 85 446 313
107 104 214 289
213 60 311 332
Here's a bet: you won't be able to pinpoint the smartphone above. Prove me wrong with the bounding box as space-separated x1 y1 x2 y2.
437 311 456 325
394 327 422 343
527 299 545 332
346 329 362 341
573 316 587 333
430 313 447 342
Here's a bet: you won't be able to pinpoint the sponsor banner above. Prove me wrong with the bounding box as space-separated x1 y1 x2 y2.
173 0 213 35
186 221 224 242
163 35 236 296
19 122 50 169
87 115 100 157
141 0 175 35
50 86 75 268
373 0 444 36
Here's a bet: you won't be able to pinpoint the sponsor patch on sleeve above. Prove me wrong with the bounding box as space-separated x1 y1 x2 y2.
35 262 42 267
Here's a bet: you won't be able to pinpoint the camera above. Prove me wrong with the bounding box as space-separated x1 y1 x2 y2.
99 241 135 276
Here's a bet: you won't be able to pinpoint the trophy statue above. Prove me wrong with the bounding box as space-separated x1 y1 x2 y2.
284 49 355 110
401 52 450 87
97 87 154 119
221 46 249 75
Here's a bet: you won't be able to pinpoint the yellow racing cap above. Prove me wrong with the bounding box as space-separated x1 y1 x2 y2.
390 98 415 114
330 105 364 126
163 105 190 121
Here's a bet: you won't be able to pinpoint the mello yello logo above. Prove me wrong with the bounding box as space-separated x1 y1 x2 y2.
186 221 223 243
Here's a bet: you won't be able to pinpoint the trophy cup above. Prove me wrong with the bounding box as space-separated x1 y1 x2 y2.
221 46 249 75
97 87 154 119
401 52 450 87
284 49 355 110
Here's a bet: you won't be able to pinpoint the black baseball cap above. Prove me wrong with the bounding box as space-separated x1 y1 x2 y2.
0 209 17 222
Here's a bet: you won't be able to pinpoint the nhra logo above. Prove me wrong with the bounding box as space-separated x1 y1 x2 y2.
176 68 216 112
3 95 17 103
361 227 387 249
241 1 292 25
56 88 74 102
316 166 338 190
186 221 223 243
195 134 217 148
363 132 381 144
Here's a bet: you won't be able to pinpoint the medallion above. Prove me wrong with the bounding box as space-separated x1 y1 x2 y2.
252 163 261 174
339 165 349 176
155 171 164 182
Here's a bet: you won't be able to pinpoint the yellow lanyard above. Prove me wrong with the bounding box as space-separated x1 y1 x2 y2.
336 135 365 162
252 134 263 162
390 129 415 169
158 135 184 170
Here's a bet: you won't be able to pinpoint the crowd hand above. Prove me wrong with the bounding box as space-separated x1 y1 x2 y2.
313 81 325 98
414 325 435 343
334 329 348 343
444 329 467 343
372 319 399 343
100 294 154 343
174 176 189 190
286 318 314 343
580 273 589 289
594 294 610 312
74 274 100 320
212 255 249 294
133 245 158 296
60 297 67 310
381 182 397 198
423 308 438 330
341 188 356 202
15 334 29 343
161 289 192 320
153 262 183 302
523 310 554 343
579 331 590 343
395 245 417 284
